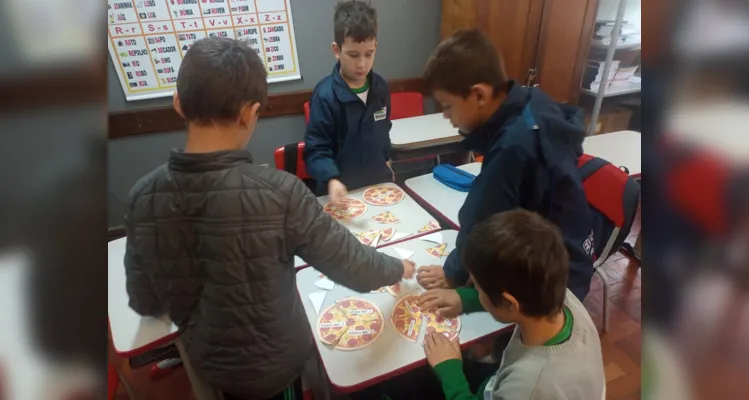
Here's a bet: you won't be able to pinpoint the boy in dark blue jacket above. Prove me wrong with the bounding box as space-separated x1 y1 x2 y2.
416 29 595 307
303 0 393 202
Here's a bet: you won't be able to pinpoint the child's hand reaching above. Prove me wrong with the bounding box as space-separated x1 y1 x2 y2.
328 179 348 208
424 332 462 368
417 265 449 289
401 259 415 279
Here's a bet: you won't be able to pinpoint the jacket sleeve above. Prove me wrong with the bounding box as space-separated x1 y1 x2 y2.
303 93 340 184
123 192 164 317
443 146 529 285
284 177 403 292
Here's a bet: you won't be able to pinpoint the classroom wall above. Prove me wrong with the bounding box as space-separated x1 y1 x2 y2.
108 0 442 227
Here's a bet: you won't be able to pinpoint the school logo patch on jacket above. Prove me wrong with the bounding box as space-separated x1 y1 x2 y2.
373 107 387 121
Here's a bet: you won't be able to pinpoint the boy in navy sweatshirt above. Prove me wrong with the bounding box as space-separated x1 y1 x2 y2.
304 0 393 203
416 29 595 304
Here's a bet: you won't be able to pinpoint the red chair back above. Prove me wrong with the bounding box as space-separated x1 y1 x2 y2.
390 92 424 120
274 142 311 180
303 101 311 125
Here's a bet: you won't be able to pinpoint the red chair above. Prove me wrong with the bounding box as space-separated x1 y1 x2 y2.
390 92 424 120
303 101 311 125
274 142 311 180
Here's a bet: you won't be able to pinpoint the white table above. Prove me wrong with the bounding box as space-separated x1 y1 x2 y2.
294 182 439 269
582 130 642 177
389 113 461 150
296 230 510 392
405 130 642 228
108 237 179 356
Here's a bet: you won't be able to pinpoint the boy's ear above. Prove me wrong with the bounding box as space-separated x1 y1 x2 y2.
470 84 494 107
238 102 262 130
173 92 185 119
331 41 340 60
501 292 520 314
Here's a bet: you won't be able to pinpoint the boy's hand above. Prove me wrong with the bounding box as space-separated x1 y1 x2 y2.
401 259 415 279
419 289 463 318
424 332 462 368
417 265 449 289
328 179 348 208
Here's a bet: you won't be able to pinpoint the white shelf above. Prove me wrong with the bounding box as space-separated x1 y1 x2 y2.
582 80 641 98
591 40 641 50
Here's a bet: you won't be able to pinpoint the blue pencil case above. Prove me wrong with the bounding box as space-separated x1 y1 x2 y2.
433 164 476 192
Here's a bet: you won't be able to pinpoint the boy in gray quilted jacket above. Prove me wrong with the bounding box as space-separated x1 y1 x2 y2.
123 37 414 400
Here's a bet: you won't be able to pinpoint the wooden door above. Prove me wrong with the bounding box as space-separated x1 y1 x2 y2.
534 0 599 102
440 0 544 85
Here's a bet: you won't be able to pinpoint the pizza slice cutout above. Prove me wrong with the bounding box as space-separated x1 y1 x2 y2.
422 313 461 345
354 230 381 247
336 318 384 350
317 304 350 346
379 227 396 242
418 220 440 233
338 298 381 320
371 211 401 224
392 315 424 342
426 243 448 258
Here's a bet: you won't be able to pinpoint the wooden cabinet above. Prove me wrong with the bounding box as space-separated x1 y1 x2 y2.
440 0 598 103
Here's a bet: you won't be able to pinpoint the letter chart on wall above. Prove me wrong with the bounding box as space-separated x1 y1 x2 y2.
108 0 302 101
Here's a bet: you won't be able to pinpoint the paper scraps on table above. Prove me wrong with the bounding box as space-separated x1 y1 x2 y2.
315 277 335 290
354 229 382 247
308 291 327 314
394 247 415 260
420 232 444 244
391 232 411 241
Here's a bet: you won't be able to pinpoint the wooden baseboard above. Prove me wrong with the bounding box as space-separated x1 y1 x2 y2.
109 77 424 139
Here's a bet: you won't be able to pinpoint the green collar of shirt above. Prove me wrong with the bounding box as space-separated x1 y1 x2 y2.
544 306 573 346
350 77 370 94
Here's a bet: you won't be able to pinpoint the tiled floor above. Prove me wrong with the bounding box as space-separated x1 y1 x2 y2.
111 226 643 400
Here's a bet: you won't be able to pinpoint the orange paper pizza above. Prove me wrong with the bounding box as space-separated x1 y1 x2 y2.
324 198 368 220
426 243 448 258
418 220 440 233
354 229 381 247
371 211 400 224
379 227 396 242
390 295 424 342
317 298 384 351
362 186 405 206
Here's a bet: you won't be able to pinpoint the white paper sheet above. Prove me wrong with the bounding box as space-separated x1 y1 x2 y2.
308 291 327 314
394 248 415 260
314 277 335 290
420 232 444 244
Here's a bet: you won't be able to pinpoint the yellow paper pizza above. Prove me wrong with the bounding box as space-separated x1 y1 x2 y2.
379 227 396 242
324 198 368 220
354 229 381 247
362 185 405 206
371 211 401 224
426 243 448 258
317 298 384 350
422 312 461 345
390 295 424 342
418 220 440 233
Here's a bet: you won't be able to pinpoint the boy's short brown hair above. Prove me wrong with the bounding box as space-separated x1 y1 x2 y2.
462 209 569 317
423 29 508 98
176 37 267 125
334 0 377 48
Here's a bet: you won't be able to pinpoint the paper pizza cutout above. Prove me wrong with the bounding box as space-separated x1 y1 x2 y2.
362 186 405 206
371 211 401 224
379 227 396 242
418 220 440 233
390 295 424 342
324 198 368 220
422 312 461 346
317 298 384 351
354 230 381 247
426 243 448 258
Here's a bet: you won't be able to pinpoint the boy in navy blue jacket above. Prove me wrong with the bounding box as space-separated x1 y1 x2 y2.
416 29 595 307
303 0 393 201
